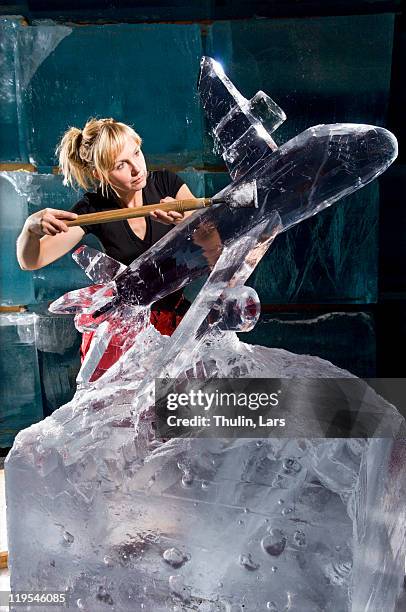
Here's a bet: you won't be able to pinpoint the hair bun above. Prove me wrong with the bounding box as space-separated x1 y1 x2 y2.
78 138 92 164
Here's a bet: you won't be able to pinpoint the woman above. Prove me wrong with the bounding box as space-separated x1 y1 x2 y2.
17 117 196 374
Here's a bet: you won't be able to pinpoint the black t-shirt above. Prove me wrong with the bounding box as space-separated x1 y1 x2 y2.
71 169 188 311
70 169 184 265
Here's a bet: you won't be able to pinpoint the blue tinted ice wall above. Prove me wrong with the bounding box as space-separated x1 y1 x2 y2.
0 18 204 168
206 16 394 145
0 12 396 445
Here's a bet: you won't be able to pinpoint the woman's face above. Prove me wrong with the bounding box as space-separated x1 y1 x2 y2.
108 135 147 194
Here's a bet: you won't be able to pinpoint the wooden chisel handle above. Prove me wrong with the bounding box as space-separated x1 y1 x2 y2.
66 197 212 227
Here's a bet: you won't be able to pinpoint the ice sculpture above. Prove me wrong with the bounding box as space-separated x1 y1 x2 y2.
5 57 405 612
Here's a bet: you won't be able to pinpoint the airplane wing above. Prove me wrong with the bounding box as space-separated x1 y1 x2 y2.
197 56 286 181
72 246 127 283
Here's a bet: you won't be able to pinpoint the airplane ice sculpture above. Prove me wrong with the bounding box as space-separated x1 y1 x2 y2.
5 57 406 612
47 57 398 385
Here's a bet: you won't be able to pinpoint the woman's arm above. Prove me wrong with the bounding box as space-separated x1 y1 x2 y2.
150 183 223 268
17 208 85 270
150 183 196 225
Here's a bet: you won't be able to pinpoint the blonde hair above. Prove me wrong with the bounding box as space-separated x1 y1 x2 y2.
56 118 142 195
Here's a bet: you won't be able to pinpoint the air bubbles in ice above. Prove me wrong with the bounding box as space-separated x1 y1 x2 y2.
62 531 74 545
163 547 188 568
325 561 352 586
181 473 194 487
239 553 259 571
281 507 293 516
261 529 286 557
103 555 114 566
97 586 113 605
282 458 302 474
169 575 191 603
293 530 306 547
178 461 194 487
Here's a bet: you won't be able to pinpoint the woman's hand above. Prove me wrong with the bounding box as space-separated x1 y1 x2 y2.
150 197 186 225
25 208 78 237
17 209 84 271
192 221 223 268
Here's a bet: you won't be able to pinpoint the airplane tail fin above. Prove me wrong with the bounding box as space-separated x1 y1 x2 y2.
198 56 286 181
